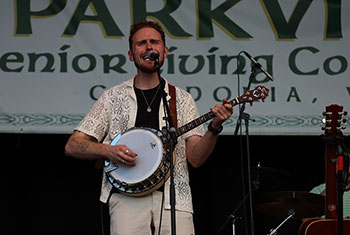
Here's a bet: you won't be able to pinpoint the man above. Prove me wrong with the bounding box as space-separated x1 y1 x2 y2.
65 20 233 235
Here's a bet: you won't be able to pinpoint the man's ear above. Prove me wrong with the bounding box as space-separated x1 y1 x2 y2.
163 46 168 59
128 50 134 61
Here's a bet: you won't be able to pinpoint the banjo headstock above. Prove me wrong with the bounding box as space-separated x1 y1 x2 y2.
236 85 269 105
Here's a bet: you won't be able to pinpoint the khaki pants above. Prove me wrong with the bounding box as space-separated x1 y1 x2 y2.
108 191 195 235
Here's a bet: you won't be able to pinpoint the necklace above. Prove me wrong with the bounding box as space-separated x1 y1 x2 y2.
139 85 161 112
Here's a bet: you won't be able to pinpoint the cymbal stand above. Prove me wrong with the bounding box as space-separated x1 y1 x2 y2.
217 191 249 235
267 209 295 235
217 194 245 235
217 164 261 235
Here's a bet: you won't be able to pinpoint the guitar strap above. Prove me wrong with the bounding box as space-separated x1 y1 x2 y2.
168 83 178 129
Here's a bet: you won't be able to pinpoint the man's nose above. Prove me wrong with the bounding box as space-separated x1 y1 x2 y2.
145 41 153 50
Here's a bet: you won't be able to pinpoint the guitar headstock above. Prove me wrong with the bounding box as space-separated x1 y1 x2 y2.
322 104 347 136
238 85 269 104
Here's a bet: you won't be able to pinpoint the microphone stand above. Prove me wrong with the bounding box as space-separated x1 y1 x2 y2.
233 64 259 235
337 145 344 235
154 58 177 235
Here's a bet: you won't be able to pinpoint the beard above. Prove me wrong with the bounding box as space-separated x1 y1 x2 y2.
134 57 164 73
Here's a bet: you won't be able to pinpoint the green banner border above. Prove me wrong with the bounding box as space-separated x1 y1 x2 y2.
1 113 349 131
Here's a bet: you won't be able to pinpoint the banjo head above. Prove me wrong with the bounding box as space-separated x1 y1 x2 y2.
105 128 170 196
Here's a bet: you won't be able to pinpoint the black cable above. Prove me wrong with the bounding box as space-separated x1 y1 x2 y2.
157 180 166 235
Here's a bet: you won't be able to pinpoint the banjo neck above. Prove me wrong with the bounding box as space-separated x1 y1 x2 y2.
175 109 216 138
174 85 269 138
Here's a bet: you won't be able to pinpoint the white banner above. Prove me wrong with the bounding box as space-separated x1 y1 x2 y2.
1 0 349 135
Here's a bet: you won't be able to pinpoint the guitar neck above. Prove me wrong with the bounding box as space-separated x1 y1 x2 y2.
323 104 344 219
175 98 239 138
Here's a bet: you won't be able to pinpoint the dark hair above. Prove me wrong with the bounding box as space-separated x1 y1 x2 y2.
129 21 166 50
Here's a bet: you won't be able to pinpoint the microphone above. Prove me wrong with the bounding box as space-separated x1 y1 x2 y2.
242 51 274 81
147 50 159 61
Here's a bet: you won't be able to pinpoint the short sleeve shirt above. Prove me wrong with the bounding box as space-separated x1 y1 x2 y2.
75 77 204 213
311 183 350 218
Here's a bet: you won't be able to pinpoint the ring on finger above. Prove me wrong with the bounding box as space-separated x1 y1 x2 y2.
125 149 129 154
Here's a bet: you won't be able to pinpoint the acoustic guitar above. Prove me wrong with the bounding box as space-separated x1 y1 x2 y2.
299 104 350 235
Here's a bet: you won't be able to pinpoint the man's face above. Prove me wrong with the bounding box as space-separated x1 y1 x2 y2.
128 27 168 73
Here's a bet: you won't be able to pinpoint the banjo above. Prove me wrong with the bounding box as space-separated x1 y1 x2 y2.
104 85 269 196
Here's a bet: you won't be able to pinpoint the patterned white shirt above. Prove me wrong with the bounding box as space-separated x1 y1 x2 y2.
75 77 204 213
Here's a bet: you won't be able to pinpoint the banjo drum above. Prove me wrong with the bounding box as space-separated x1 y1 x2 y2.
104 127 172 197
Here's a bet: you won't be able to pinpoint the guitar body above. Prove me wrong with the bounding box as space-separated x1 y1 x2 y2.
299 219 350 235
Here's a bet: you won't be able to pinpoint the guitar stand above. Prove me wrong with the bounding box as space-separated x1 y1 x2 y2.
267 209 295 235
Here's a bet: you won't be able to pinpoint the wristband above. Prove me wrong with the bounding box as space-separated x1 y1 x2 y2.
208 121 223 135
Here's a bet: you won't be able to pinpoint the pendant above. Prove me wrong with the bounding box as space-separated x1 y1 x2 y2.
147 107 152 112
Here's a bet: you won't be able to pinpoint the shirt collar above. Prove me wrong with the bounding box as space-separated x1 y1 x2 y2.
127 76 171 101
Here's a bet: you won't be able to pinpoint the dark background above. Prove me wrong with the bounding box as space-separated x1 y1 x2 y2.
3 132 338 235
